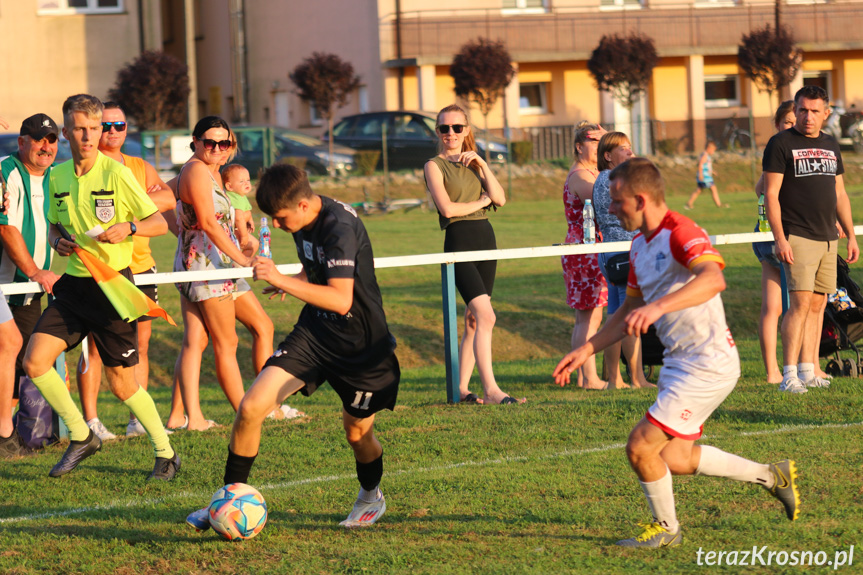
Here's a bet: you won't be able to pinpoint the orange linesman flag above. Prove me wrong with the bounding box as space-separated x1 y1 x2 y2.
73 246 176 326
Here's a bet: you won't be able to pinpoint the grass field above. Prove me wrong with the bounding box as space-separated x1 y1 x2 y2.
2 156 863 574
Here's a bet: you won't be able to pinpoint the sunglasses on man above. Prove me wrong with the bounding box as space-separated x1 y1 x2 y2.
201 138 233 152
102 121 127 132
437 124 466 134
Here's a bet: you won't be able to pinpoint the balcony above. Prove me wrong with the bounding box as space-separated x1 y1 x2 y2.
380 2 863 65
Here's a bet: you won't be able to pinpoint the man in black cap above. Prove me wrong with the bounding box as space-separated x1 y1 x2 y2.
0 113 62 457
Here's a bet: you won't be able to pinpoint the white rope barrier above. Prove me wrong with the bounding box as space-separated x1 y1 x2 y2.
2 228 860 296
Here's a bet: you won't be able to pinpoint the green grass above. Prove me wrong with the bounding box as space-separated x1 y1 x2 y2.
3 156 863 574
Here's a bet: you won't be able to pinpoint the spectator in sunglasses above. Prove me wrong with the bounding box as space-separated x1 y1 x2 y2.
74 102 176 441
172 117 277 430
0 113 61 456
424 104 522 405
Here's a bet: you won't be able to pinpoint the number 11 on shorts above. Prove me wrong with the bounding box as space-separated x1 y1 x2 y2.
351 391 373 411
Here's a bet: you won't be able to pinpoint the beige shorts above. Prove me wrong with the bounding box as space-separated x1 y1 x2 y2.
781 235 837 293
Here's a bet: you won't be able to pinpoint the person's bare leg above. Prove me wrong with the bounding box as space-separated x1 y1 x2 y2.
230 367 304 457
469 295 522 404
710 185 723 207
604 341 630 389
76 341 103 422
622 333 654 388
758 263 783 384
0 320 23 438
781 291 812 369
684 188 700 209
573 307 607 390
198 296 245 411
234 291 274 374
168 296 211 429
799 292 827 373
458 308 478 400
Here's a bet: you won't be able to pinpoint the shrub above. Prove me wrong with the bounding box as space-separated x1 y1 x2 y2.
656 138 679 156
511 141 534 165
355 150 381 176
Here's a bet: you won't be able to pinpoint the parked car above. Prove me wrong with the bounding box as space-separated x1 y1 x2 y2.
324 111 509 171
231 126 357 177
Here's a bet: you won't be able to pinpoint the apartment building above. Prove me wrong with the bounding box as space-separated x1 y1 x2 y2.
3 0 863 152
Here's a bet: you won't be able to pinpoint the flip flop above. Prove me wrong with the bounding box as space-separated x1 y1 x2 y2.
167 415 188 431
460 393 481 404
499 396 520 405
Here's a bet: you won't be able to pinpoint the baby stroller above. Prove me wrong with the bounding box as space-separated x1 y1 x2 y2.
820 255 863 377
622 325 665 382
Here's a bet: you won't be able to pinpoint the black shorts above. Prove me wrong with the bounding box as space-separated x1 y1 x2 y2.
264 327 400 419
10 295 44 374
135 266 158 323
444 219 497 304
33 270 139 368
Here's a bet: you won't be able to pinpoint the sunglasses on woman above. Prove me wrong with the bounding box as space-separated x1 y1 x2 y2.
201 138 233 151
437 124 466 134
102 121 127 132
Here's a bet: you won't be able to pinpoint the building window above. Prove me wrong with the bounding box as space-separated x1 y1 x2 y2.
308 103 324 127
38 0 123 14
704 75 740 108
600 0 643 10
519 82 549 115
502 0 548 14
803 71 831 95
694 0 737 7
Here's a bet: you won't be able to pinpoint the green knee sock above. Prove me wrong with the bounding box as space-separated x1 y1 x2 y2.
123 388 174 459
30 369 90 441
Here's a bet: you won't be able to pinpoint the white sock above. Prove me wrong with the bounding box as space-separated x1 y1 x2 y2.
695 445 774 488
782 365 798 381
797 363 815 383
358 486 381 503
639 467 678 533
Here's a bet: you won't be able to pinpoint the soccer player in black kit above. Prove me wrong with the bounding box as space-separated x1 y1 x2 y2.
187 164 400 530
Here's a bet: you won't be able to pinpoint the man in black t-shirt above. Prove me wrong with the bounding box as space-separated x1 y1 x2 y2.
763 85 859 394
187 164 400 532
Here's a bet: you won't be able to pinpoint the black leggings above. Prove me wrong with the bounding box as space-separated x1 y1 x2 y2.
444 219 497 305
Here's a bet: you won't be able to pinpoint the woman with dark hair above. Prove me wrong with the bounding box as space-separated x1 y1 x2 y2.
172 117 276 429
423 104 522 405
592 131 652 389
561 121 608 389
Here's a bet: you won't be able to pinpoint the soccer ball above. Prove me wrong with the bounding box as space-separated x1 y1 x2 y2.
208 483 268 541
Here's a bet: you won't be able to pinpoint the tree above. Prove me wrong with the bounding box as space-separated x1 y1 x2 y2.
738 25 802 108
290 52 361 176
587 33 659 111
450 38 515 164
108 50 190 131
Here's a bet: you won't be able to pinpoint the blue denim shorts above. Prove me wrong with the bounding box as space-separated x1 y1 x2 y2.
751 223 780 269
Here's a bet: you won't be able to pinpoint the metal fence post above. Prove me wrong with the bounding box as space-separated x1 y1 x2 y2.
441 262 459 403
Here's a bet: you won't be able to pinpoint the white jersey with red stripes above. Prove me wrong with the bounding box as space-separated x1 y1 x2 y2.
626 210 740 380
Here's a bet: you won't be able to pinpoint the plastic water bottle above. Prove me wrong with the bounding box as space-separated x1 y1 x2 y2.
758 194 771 232
582 199 596 245
258 217 272 258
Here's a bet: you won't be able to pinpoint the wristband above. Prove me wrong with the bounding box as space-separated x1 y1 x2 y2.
54 237 61 249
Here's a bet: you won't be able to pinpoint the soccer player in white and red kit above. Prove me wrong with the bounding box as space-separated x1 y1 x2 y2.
553 158 800 548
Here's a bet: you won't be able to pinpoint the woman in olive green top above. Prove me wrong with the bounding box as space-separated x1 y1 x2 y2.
423 104 523 405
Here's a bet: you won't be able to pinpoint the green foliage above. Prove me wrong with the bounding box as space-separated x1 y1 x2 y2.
588 33 659 110
355 149 381 176
511 140 534 165
656 138 680 156
108 50 190 130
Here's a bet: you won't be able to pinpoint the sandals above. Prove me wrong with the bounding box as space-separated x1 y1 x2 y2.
460 393 482 404
499 396 519 405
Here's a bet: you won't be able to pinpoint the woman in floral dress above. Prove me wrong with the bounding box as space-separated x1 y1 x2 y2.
561 121 608 389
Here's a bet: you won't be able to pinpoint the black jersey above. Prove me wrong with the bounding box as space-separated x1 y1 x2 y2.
292 196 396 365
762 128 843 242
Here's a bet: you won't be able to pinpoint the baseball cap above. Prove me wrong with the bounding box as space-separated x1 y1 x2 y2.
20 114 60 140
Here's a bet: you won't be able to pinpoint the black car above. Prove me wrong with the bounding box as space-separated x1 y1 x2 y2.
0 133 72 164
232 126 357 177
325 111 508 171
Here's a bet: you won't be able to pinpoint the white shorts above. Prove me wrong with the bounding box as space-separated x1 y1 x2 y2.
0 289 12 324
646 366 737 440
